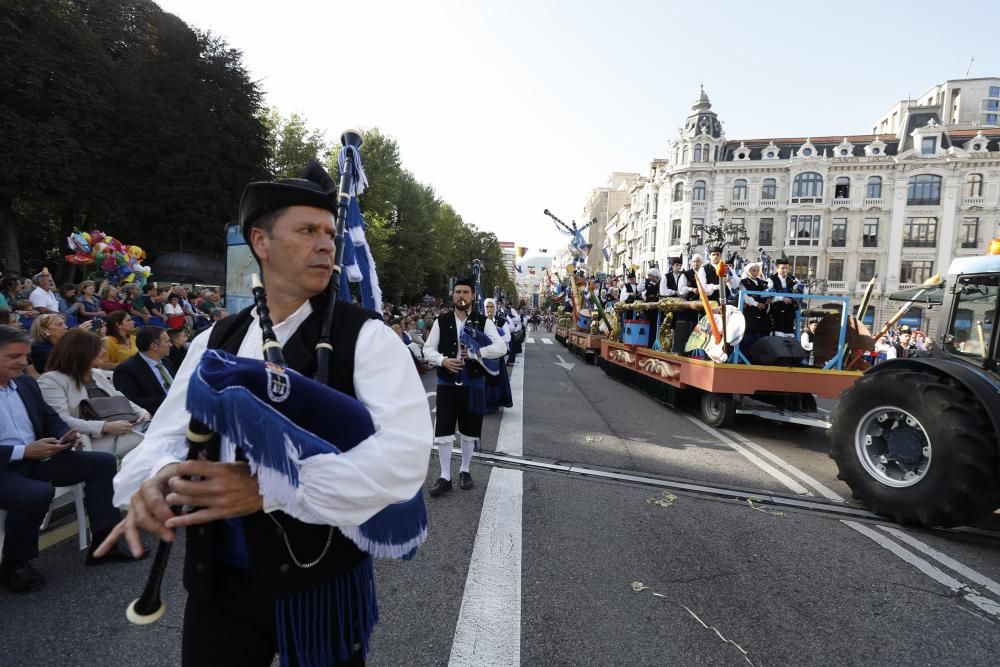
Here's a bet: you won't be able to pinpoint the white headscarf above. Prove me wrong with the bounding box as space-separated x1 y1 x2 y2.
484 298 496 310
646 268 661 280
741 262 763 280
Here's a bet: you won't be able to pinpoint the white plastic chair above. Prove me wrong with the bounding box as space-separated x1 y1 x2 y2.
0 483 88 565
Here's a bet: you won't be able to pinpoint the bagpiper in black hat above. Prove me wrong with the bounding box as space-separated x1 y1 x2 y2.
774 257 790 266
669 256 683 265
708 246 724 254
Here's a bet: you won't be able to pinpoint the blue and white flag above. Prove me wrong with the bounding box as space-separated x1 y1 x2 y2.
603 246 611 262
337 143 383 312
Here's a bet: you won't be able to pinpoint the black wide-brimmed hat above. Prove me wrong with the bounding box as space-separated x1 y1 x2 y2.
453 276 475 289
708 246 723 254
239 161 337 241
774 257 789 265
668 256 682 265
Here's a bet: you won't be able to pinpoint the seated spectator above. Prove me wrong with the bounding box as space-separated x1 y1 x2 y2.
112 326 175 415
163 293 186 330
199 288 222 317
98 284 131 315
166 327 188 368
0 275 17 311
38 329 149 457
105 310 138 364
0 310 19 327
75 280 106 322
122 283 152 326
28 271 60 315
56 283 85 325
16 278 34 300
0 326 138 594
141 284 164 322
28 314 69 375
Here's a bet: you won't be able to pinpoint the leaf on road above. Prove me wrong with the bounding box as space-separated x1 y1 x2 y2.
647 492 678 509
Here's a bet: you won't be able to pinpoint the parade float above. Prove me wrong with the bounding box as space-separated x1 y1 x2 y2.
595 220 871 429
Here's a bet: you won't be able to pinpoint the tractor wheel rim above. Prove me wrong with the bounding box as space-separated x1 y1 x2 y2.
854 405 932 488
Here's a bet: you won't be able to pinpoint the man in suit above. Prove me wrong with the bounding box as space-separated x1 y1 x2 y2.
113 326 176 415
0 326 135 593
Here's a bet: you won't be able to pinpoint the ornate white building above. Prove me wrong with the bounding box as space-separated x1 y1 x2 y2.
602 83 1000 332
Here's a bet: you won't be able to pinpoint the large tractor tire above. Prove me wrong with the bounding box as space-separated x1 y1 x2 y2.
829 370 1000 527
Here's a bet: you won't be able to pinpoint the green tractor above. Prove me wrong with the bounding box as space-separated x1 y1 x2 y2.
829 246 1000 527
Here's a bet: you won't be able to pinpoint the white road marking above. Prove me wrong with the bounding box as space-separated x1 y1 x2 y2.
496 360 524 457
843 521 1000 618
553 354 575 371
448 468 523 666
525 337 535 344
722 429 845 501
450 352 525 665
541 338 553 345
877 526 1000 599
685 417 812 496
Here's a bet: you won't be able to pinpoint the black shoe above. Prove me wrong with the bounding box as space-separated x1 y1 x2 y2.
459 472 474 490
429 477 452 497
86 542 144 566
0 560 46 594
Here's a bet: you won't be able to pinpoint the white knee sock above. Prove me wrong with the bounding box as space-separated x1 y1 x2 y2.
460 436 477 473
435 437 454 480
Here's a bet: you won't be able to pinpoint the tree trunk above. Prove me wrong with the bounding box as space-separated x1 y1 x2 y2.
56 206 78 283
0 196 21 275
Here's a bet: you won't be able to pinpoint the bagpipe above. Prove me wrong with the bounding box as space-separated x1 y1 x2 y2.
127 131 427 629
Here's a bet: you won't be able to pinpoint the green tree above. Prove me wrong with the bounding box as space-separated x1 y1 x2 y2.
263 109 330 180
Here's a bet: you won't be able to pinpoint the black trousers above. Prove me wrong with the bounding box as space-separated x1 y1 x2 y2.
433 384 483 438
0 450 118 561
183 566 365 667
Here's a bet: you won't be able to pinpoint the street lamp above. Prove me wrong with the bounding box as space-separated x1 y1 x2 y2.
689 206 750 254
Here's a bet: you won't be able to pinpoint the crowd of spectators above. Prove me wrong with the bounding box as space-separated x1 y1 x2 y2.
0 268 224 436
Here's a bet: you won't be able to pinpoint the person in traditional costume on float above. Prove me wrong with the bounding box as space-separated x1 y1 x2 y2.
676 255 710 348
482 298 513 414
739 261 772 349
98 161 432 667
767 257 801 338
423 279 506 496
641 267 661 347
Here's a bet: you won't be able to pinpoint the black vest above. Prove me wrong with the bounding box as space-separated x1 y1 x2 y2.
704 264 720 286
769 273 798 294
681 269 699 301
665 272 682 293
643 281 659 302
435 310 488 382
183 296 380 600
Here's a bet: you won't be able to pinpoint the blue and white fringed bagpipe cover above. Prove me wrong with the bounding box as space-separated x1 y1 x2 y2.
458 323 501 415
336 142 383 313
187 349 427 561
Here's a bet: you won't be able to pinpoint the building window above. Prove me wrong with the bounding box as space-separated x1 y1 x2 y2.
907 174 942 205
671 219 682 243
900 260 935 284
966 173 983 197
732 179 748 201
758 218 773 246
987 100 1000 111
789 215 821 246
673 182 684 202
693 144 702 162
682 146 689 163
802 148 813 157
834 177 850 199
961 217 979 248
789 256 817 281
862 218 879 247
766 151 775 158
903 217 938 247
828 259 844 282
921 137 937 155
761 178 777 200
988 114 999 125
792 172 823 201
858 259 876 283
831 218 847 247
692 180 706 201
866 176 882 199
990 85 1000 97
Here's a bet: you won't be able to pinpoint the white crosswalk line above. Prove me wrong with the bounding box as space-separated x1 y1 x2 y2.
525 337 535 344
541 338 553 345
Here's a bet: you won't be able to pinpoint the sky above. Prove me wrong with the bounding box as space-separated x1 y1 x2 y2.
156 0 1000 260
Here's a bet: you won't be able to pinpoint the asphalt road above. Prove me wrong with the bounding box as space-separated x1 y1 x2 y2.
3 331 999 666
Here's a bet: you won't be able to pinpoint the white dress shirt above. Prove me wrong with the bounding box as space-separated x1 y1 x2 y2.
113 300 433 527
422 312 507 367
659 271 683 297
